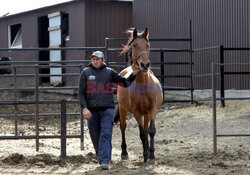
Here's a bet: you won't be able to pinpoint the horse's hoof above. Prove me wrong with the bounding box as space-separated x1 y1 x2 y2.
121 151 129 160
143 157 148 163
147 159 155 164
148 154 155 159
121 154 129 160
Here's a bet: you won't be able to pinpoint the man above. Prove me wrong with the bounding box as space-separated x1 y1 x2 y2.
78 51 139 170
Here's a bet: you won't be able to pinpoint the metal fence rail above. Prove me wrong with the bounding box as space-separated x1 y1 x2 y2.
0 24 211 155
1 43 250 156
212 63 250 155
0 63 83 156
106 21 194 103
219 47 250 107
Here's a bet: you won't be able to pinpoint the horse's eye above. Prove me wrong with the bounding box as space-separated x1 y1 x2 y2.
133 44 136 48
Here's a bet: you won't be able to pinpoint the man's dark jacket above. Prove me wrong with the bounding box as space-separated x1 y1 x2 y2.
78 63 136 109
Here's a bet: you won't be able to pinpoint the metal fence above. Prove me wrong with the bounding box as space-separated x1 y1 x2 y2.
106 20 194 103
0 63 84 157
2 42 250 156
0 32 194 156
212 63 250 155
219 47 250 107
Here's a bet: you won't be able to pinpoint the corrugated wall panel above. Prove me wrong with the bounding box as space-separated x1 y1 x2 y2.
134 0 250 89
63 1 86 86
0 13 39 87
192 0 250 90
85 1 132 47
0 0 132 87
134 0 193 89
85 1 133 73
0 1 85 86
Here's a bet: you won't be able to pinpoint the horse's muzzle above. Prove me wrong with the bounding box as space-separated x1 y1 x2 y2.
140 61 150 72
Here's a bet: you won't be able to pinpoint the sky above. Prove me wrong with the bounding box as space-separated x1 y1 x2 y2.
0 0 73 17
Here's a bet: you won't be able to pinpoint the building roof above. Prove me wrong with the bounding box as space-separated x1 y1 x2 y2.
0 0 133 19
0 0 75 18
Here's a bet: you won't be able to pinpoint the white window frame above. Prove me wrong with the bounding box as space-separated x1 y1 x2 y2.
8 23 22 48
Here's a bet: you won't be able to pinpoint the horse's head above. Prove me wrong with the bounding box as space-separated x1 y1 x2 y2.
121 28 150 72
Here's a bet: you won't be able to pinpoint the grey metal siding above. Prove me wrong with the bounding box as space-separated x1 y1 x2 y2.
85 1 132 47
0 0 132 87
84 1 133 73
192 0 250 90
133 0 250 89
63 1 86 86
133 0 193 89
0 14 39 86
0 1 86 86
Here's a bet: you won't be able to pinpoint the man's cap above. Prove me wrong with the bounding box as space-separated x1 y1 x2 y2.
91 51 104 59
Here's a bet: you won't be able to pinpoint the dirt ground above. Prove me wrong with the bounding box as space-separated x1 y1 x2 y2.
0 91 249 175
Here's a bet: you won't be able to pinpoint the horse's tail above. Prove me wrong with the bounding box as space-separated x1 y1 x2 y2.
114 105 120 124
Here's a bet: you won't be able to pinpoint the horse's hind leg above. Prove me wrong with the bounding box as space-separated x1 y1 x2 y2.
119 107 128 159
148 120 156 159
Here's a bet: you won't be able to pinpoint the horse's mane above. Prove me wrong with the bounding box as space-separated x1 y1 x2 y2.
120 28 146 56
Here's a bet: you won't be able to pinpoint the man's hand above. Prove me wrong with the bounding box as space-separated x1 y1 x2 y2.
82 107 92 120
132 63 140 74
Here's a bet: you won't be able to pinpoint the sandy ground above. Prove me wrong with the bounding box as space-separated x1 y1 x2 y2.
0 90 249 175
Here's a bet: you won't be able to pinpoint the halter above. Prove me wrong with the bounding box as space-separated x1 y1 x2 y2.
133 51 148 60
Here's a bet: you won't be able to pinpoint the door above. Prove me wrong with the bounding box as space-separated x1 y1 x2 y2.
48 12 63 86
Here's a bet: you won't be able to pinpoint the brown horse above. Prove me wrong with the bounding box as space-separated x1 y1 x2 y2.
115 28 163 163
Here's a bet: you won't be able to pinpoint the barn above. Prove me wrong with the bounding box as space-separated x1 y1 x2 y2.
1 0 250 90
0 2 249 172
0 0 132 87
133 0 250 90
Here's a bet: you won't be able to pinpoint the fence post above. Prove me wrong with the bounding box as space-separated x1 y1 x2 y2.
80 108 84 151
35 66 40 151
61 99 67 158
212 63 217 155
160 51 165 101
79 65 84 151
220 45 225 107
189 20 194 104
14 67 18 136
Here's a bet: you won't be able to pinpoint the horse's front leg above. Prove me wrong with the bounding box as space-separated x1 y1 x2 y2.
148 119 156 159
136 114 149 163
139 125 149 163
119 107 128 159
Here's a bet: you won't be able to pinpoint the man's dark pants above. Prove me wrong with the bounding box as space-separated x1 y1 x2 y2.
88 108 114 164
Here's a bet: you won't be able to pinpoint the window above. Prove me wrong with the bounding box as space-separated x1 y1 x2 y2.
62 13 69 41
8 23 22 48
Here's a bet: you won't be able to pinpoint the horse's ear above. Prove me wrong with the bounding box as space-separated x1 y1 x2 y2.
142 28 149 40
133 28 138 39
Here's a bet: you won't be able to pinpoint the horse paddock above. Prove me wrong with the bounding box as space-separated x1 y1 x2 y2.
0 91 249 175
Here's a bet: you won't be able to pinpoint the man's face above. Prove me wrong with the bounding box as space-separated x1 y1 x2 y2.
92 56 104 69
